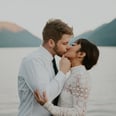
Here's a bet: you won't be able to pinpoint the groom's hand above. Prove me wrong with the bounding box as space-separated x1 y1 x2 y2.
59 55 71 74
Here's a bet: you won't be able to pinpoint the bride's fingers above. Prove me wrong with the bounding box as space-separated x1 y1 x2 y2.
34 89 42 101
43 91 48 101
34 91 40 101
34 90 40 99
34 90 46 105
34 93 39 101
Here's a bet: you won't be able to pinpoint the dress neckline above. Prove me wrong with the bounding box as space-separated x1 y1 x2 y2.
71 65 86 73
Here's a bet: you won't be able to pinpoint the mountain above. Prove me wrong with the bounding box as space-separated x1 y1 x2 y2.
71 18 116 46
0 22 42 47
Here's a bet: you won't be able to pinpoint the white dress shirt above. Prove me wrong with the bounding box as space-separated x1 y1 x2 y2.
18 46 66 116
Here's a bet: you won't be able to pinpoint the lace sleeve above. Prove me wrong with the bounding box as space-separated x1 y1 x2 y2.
70 75 90 116
43 72 90 116
44 102 81 116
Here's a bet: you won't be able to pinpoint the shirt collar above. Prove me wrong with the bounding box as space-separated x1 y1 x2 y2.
39 45 53 62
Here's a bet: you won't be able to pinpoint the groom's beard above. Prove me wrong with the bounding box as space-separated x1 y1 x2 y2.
53 45 66 57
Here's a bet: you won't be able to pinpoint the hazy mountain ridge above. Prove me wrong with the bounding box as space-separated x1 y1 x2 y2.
72 18 116 46
0 22 42 47
0 22 23 32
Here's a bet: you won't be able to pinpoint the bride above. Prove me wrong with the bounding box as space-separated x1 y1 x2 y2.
34 38 99 116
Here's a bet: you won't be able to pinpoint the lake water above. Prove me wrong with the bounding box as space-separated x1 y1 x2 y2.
0 47 116 116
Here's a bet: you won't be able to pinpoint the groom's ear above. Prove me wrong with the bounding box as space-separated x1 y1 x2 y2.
48 39 55 48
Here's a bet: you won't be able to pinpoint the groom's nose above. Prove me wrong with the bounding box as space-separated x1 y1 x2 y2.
66 44 71 50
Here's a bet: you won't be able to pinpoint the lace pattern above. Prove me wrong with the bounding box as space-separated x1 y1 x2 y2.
44 66 90 116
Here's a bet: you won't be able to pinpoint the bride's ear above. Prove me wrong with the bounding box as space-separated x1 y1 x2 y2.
78 52 86 58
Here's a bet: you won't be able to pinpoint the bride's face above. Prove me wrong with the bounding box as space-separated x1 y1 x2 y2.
64 43 81 59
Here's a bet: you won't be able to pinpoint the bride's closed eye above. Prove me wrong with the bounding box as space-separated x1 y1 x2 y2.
71 43 76 46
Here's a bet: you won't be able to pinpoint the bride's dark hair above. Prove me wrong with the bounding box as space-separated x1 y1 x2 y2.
76 38 99 70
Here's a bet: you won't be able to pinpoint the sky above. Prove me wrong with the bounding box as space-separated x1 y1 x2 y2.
0 0 116 39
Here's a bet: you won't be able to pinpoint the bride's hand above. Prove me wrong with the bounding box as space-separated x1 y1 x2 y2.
34 89 48 105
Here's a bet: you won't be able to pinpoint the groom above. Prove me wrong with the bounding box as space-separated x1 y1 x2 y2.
18 19 73 116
